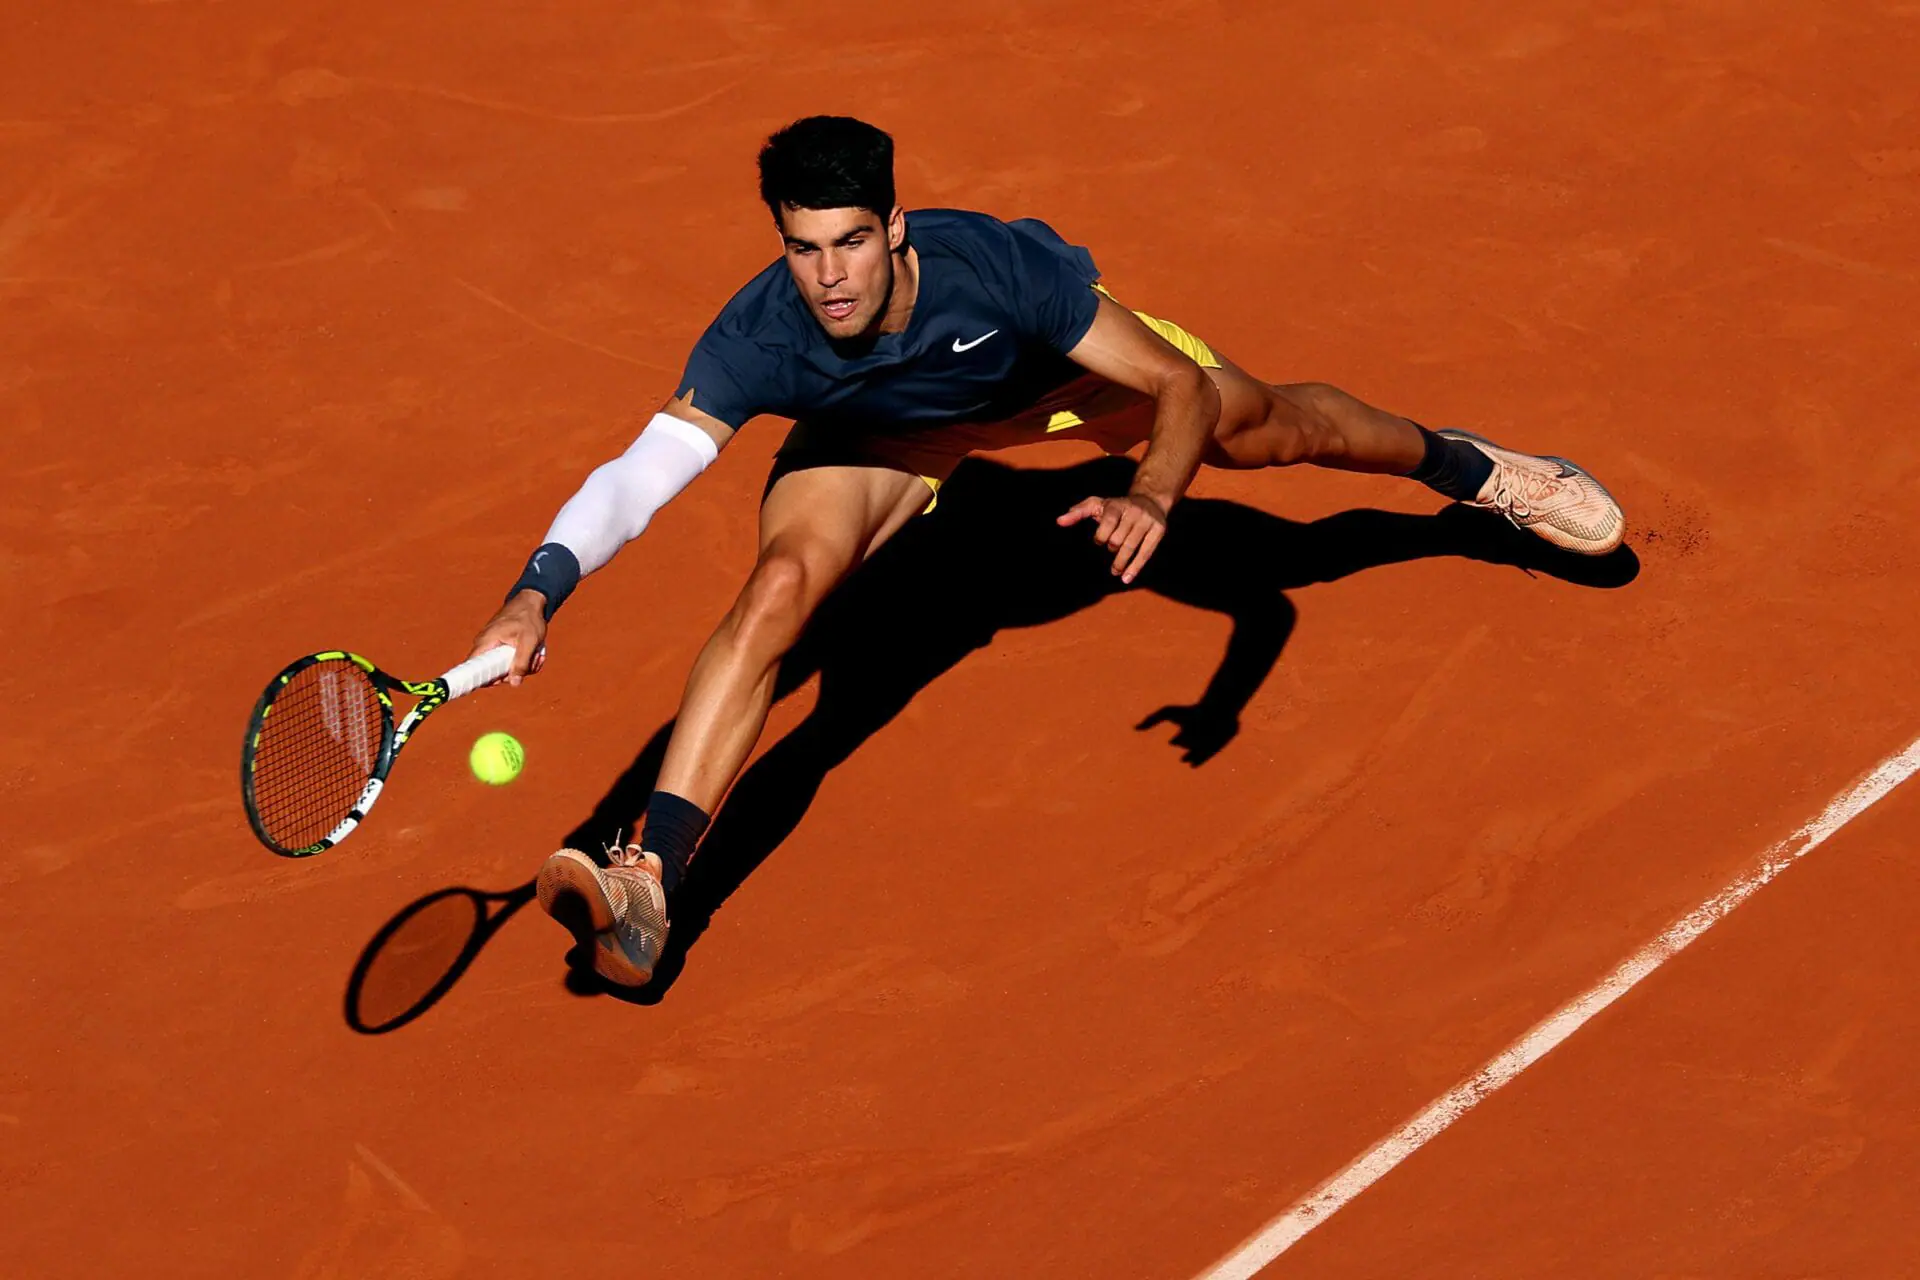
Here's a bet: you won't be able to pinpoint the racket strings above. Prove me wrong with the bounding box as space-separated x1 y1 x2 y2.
249 660 387 849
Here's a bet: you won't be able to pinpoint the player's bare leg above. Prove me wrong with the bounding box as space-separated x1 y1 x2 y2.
1200 357 1624 554
538 464 930 985
1202 363 1426 474
655 465 931 810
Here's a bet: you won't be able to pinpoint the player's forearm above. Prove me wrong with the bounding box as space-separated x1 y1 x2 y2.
505 412 721 619
1129 366 1220 508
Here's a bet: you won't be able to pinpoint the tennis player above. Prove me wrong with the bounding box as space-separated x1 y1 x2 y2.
468 116 1626 986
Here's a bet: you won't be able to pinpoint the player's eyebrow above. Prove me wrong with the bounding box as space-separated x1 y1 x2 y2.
783 225 879 251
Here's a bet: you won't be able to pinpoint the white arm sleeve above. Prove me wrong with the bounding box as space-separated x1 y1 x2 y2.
544 412 720 576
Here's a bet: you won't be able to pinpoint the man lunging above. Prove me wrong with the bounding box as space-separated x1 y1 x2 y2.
467 116 1624 986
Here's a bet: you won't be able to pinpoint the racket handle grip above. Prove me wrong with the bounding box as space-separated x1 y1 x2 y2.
442 645 516 700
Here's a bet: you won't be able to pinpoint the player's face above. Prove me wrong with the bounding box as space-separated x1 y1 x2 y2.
777 204 905 339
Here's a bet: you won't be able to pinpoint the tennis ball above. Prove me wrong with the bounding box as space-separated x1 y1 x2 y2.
469 731 524 785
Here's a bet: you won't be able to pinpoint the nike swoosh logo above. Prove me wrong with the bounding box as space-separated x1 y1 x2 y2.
531 551 548 571
951 330 999 353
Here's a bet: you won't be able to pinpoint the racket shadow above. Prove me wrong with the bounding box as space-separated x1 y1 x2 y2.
344 882 536 1033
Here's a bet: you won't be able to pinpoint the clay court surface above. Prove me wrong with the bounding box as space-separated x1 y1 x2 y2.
7 1 1920 1275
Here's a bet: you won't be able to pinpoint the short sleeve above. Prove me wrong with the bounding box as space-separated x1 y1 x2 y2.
1007 218 1101 353
673 323 773 430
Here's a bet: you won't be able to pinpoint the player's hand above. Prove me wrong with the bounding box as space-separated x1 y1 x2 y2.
469 590 548 687
1057 493 1170 584
1137 703 1238 767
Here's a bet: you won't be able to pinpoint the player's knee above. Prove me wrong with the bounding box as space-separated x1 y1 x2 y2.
731 552 819 655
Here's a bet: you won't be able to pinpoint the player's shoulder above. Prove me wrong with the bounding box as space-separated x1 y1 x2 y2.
701 256 809 347
908 207 1023 258
910 207 1098 285
679 257 809 417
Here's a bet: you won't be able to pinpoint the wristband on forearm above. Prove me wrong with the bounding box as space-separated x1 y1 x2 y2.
505 543 582 620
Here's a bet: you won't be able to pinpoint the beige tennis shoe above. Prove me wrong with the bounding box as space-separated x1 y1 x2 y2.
1438 430 1626 556
536 845 669 987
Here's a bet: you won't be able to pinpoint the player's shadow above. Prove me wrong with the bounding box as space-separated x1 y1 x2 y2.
548 453 1637 1004
346 453 1636 1025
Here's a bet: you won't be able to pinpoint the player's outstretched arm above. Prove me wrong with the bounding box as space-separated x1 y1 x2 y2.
1056 293 1221 583
467 396 734 684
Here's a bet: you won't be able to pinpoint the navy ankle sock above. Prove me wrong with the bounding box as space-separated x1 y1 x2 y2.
1408 426 1495 502
639 791 709 896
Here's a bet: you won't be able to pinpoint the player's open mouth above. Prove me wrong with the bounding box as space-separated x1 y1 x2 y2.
821 299 857 321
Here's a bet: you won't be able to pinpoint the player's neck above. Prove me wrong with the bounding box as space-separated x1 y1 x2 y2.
875 245 920 336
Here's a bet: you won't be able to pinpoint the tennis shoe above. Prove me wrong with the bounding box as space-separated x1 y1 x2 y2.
1438 430 1625 556
536 845 670 987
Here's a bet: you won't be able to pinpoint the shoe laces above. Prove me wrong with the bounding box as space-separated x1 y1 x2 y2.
599 829 647 870
1485 459 1568 519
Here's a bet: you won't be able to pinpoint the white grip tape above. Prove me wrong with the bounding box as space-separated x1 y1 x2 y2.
442 645 515 700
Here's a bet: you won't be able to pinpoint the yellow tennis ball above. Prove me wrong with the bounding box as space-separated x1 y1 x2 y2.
469 731 524 785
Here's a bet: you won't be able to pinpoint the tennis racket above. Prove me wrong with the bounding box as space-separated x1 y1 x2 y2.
240 645 515 857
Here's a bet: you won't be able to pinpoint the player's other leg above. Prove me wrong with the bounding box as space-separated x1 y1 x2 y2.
538 464 932 986
1202 359 1625 555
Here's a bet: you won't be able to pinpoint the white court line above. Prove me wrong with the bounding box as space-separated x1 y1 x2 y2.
1196 734 1920 1280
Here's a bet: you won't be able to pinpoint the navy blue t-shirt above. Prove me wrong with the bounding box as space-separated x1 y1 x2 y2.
674 209 1102 433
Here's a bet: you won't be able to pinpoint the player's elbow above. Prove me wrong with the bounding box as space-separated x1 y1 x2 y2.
609 465 690 542
1158 359 1219 426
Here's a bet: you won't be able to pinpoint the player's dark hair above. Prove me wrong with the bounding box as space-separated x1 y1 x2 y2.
758 116 896 224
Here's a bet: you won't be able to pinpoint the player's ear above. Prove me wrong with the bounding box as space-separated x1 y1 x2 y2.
886 204 906 252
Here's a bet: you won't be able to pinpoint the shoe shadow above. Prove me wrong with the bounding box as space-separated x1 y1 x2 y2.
346 453 1638 1024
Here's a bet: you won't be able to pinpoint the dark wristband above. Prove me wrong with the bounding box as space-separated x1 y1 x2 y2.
505 543 582 620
